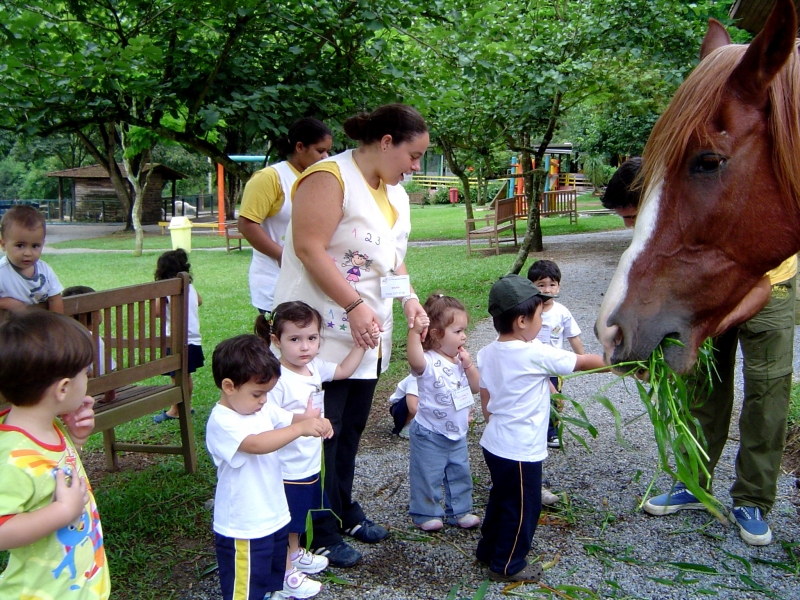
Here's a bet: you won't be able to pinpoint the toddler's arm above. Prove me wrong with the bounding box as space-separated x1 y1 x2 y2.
0 469 88 551
239 418 332 455
406 313 429 375
48 293 64 314
60 396 96 447
567 334 585 355
0 297 27 311
334 344 368 380
480 388 491 422
574 354 606 372
458 347 480 393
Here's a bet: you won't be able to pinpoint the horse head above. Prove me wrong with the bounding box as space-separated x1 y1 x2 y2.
596 0 800 373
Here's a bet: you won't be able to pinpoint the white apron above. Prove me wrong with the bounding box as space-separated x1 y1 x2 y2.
274 150 411 379
249 161 297 312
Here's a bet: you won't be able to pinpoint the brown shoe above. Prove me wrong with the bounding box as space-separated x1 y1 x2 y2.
488 562 543 583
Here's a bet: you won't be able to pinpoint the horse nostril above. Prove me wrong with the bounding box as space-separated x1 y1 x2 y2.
614 328 623 347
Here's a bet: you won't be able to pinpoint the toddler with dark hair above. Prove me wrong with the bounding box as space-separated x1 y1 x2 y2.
206 334 333 600
475 275 604 583
0 310 109 598
0 205 63 313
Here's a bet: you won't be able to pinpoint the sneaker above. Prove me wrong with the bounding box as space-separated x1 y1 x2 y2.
642 482 706 516
398 424 410 439
273 568 321 599
343 519 389 543
310 540 361 568
542 488 560 506
456 514 481 529
488 562 543 583
731 506 772 546
547 435 561 449
291 547 328 574
418 518 443 531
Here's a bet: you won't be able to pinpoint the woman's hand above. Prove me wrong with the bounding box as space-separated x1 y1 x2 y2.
403 298 427 341
348 302 383 349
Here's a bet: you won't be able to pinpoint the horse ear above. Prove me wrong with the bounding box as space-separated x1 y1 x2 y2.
700 19 732 60
728 0 798 107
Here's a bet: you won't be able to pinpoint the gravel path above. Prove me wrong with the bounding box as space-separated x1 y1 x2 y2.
186 230 800 600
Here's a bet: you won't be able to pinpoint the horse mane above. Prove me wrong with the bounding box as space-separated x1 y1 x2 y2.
640 41 800 211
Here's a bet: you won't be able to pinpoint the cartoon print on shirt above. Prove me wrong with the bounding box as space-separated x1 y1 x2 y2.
341 250 372 291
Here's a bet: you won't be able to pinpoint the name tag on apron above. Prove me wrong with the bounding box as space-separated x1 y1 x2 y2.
452 385 474 410
380 275 411 298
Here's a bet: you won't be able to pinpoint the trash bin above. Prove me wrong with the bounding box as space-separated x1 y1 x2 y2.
168 216 192 253
449 187 459 204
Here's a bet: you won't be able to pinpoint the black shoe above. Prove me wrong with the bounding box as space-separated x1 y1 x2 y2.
310 540 361 568
547 435 561 448
489 562 543 583
343 519 389 543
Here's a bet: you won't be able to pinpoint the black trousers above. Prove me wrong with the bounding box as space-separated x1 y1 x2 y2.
476 449 542 576
309 364 380 548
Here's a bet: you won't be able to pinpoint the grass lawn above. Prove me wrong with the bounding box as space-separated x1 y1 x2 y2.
49 197 623 251
9 245 512 598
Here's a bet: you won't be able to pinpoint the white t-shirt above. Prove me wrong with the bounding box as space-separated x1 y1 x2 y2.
0 257 63 305
477 339 577 462
413 351 472 441
206 402 294 539
389 374 418 405
165 283 201 345
536 301 581 349
269 358 337 480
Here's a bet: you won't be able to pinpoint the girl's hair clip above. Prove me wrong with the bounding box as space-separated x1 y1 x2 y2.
437 294 444 298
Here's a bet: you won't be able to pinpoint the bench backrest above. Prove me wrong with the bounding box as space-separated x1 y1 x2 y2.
495 197 517 221
62 273 190 397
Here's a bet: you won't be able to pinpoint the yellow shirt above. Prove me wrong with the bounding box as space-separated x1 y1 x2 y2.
294 158 398 228
767 255 797 285
239 163 301 224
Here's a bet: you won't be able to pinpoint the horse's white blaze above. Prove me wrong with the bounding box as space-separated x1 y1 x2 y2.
596 178 664 361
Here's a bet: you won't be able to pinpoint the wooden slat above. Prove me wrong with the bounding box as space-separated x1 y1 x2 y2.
103 307 112 375
138 300 145 365
115 305 123 369
62 278 183 314
85 356 181 395
127 302 134 367
148 298 156 361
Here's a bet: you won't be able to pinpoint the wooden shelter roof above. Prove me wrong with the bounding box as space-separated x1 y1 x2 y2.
729 0 800 33
46 163 187 180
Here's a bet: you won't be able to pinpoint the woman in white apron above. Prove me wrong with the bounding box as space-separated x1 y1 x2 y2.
238 118 333 314
274 104 429 567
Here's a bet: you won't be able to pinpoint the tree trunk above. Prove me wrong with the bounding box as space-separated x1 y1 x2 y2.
508 93 562 274
76 124 134 231
120 125 154 257
440 138 476 227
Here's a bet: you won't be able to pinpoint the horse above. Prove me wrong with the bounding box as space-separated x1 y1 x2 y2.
596 0 800 373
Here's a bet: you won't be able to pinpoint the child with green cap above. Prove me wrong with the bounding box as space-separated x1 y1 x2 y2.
475 274 605 583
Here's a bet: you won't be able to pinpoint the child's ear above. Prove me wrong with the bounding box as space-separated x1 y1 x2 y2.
221 378 237 395
270 333 280 348
53 378 71 403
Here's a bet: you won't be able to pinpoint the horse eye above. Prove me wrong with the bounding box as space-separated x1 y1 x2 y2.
692 153 726 174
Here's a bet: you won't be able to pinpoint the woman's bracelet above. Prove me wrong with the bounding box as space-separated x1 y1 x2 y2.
401 293 419 308
344 297 363 314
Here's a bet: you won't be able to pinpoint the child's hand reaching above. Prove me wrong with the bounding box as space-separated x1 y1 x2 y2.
61 396 95 447
299 417 334 439
410 313 430 336
302 398 322 420
53 468 88 525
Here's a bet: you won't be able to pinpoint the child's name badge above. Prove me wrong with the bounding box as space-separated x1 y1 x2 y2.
380 275 411 298
452 386 474 410
310 390 325 417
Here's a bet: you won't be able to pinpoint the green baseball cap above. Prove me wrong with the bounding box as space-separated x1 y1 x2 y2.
488 274 554 316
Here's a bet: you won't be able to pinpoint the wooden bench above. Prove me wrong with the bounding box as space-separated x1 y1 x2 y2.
158 221 220 235
465 196 518 256
225 221 244 252
64 274 197 473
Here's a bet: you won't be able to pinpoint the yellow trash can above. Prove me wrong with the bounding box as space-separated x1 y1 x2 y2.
168 216 192 253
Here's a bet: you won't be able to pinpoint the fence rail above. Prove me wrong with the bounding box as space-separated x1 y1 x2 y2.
0 195 217 223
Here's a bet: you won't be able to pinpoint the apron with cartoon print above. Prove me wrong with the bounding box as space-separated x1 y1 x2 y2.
275 149 411 379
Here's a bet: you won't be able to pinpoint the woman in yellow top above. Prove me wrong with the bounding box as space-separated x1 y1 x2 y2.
237 118 333 314
274 104 429 567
